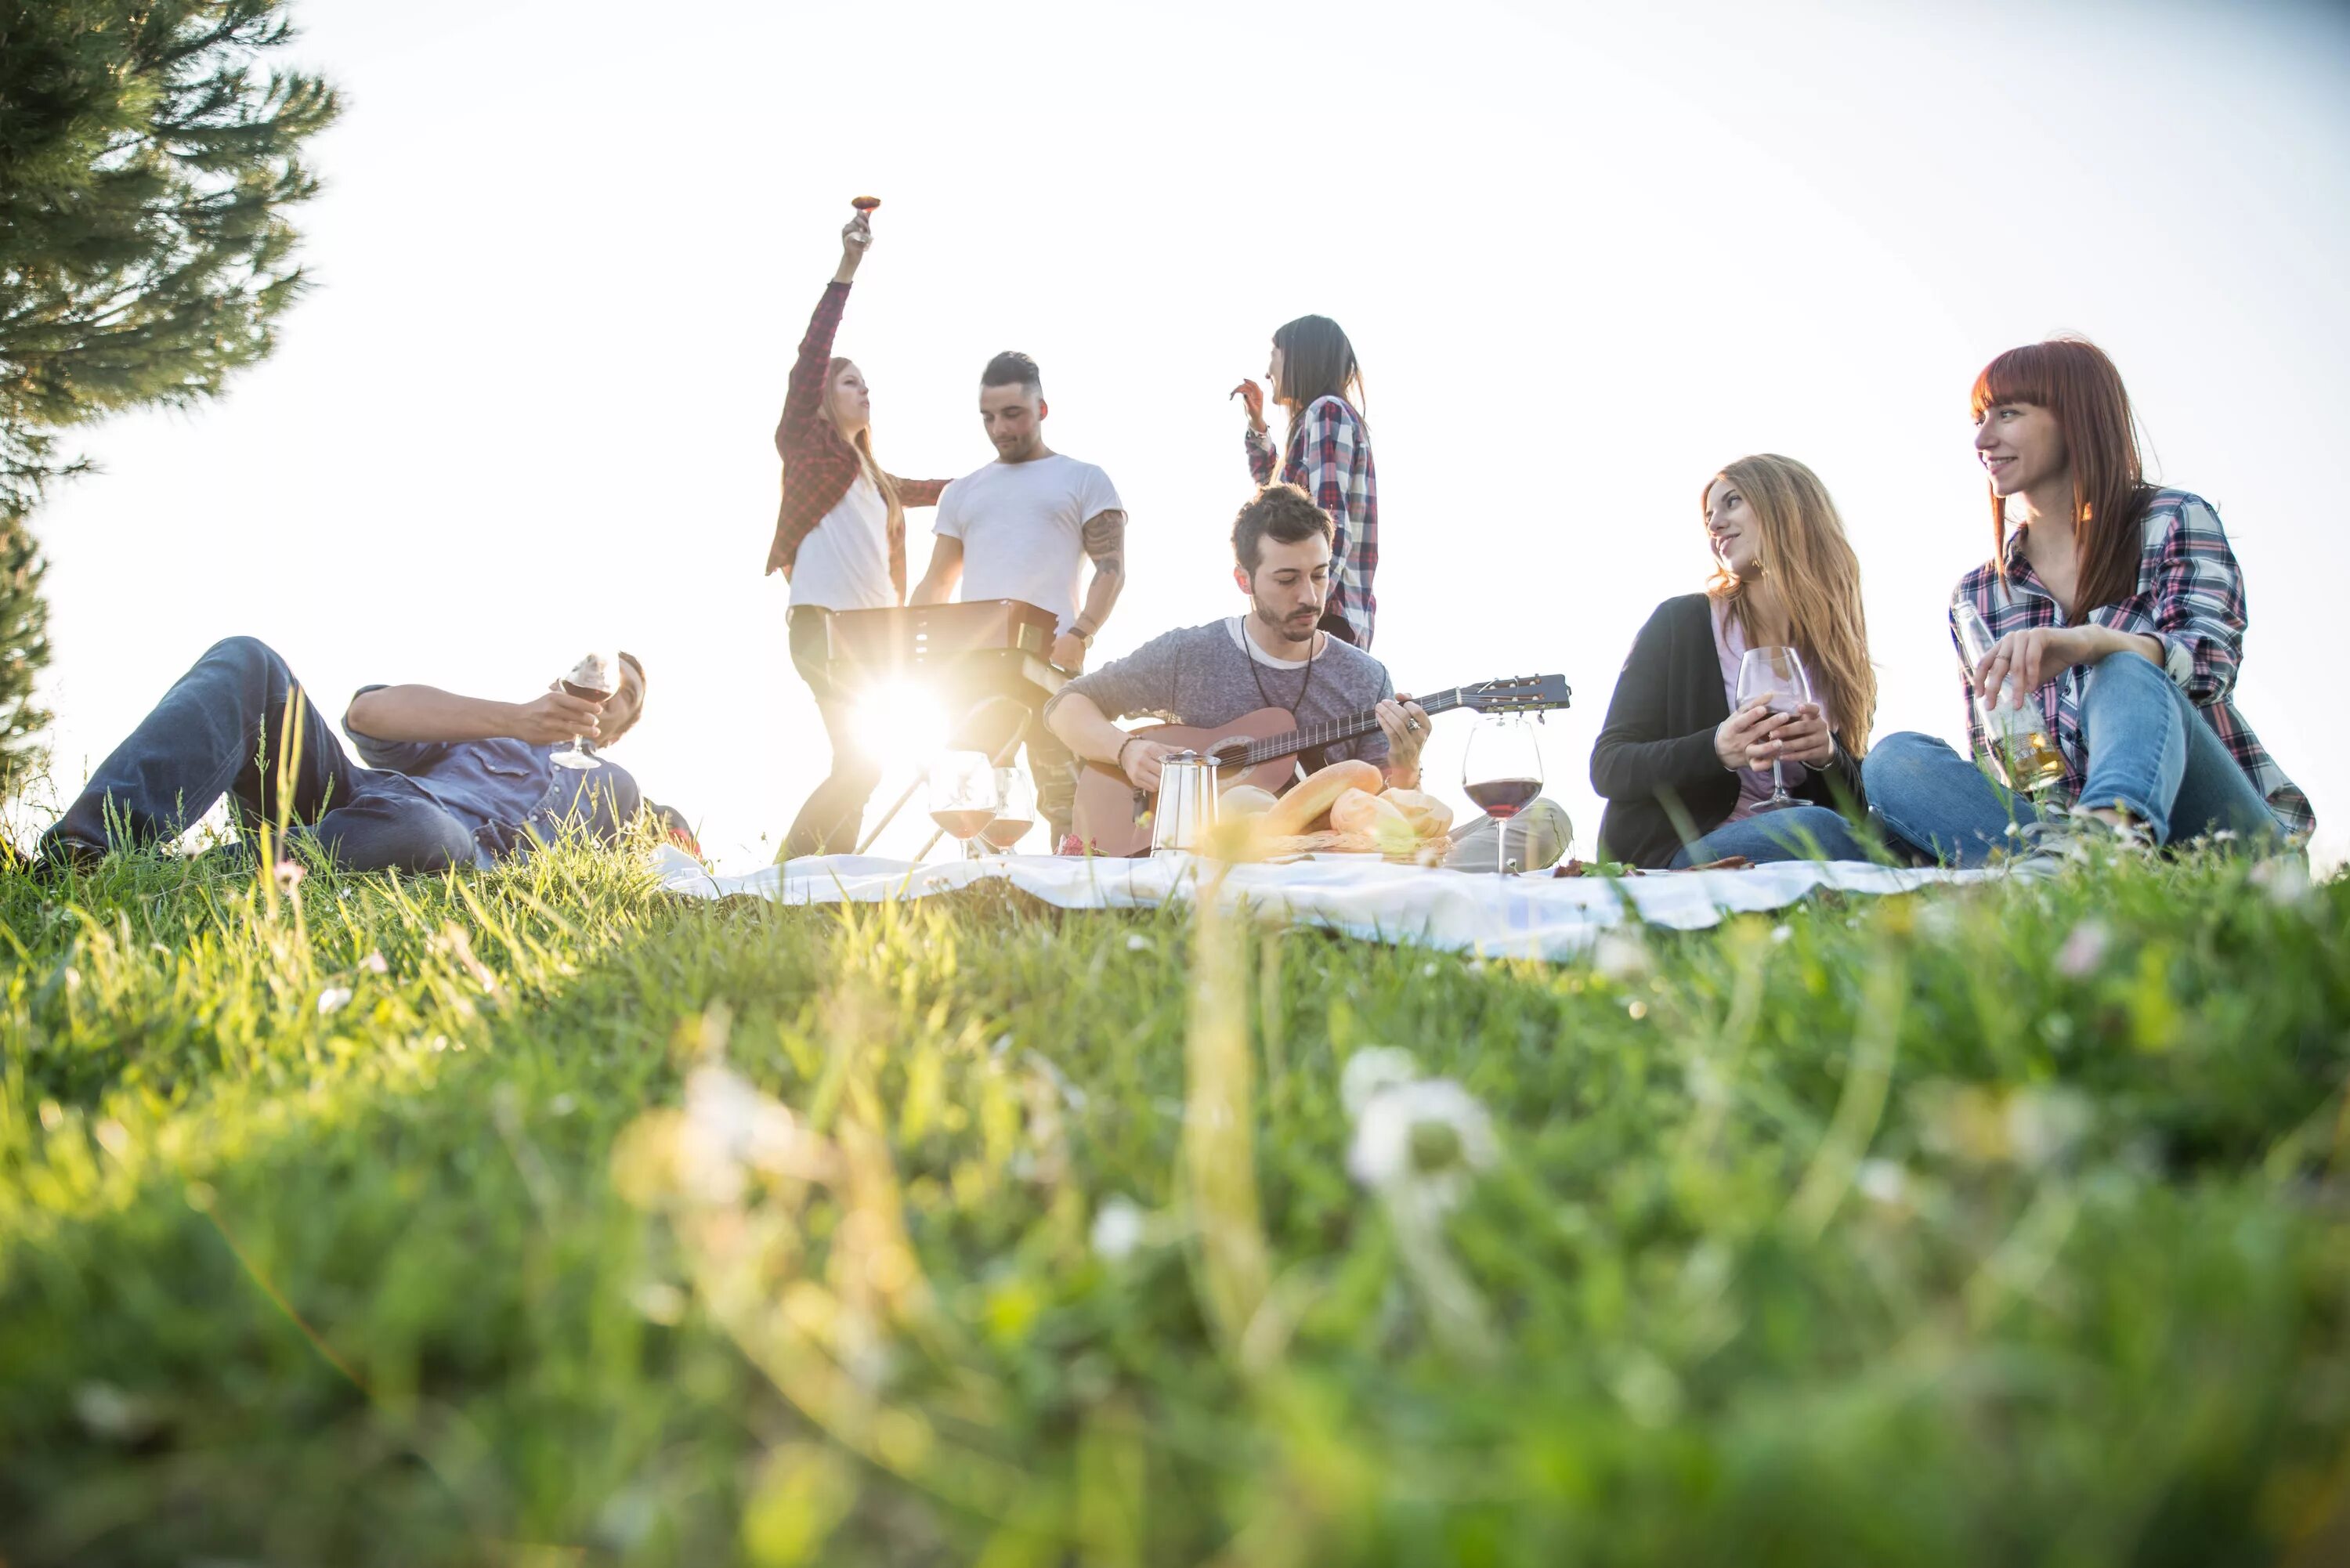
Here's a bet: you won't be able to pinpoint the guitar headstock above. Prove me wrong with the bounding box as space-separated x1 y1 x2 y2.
1459 674 1571 715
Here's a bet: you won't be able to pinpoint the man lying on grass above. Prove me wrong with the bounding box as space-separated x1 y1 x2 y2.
25 635 693 876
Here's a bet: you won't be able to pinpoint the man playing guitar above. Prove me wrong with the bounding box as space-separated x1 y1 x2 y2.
1045 484 1430 808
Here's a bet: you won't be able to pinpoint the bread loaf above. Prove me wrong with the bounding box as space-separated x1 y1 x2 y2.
1380 787 1455 839
1262 759 1383 836
1218 784 1279 819
1329 787 1409 837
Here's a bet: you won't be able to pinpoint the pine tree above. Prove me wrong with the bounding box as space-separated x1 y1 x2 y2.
0 0 340 779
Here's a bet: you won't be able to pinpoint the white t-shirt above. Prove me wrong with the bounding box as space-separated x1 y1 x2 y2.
932 453 1123 632
789 475 895 612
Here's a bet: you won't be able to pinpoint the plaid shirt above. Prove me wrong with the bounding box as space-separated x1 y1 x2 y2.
1246 394 1378 648
1951 488 2312 838
764 281 951 593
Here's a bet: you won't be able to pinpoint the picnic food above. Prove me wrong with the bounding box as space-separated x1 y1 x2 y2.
1262 759 1383 836
1329 787 1410 838
1219 783 1278 819
1379 787 1455 839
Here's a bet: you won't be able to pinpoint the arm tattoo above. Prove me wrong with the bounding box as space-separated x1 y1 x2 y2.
1082 509 1126 569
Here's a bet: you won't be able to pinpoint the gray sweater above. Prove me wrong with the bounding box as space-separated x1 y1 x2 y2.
1050 618 1394 772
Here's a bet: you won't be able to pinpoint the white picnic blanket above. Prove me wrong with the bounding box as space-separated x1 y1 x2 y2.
653 847 1987 960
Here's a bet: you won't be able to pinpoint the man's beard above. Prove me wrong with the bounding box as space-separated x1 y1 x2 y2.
1252 596 1320 647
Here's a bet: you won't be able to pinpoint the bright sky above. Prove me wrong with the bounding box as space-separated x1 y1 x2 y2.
20 0 2350 873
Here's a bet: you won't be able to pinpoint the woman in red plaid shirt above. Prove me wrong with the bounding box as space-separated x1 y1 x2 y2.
1864 338 2312 868
765 209 956 858
1231 316 1379 649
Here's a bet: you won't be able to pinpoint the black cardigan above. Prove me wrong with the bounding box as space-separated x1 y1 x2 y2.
1589 594 1865 868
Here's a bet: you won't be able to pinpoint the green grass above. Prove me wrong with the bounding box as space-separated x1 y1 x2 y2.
3 841 2348 1566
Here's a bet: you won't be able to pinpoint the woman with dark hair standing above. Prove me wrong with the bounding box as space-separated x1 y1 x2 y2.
1591 454 1878 868
1864 337 2312 867
765 207 956 858
1231 316 1379 648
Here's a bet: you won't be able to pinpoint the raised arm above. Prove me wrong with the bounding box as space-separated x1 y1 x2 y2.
774 219 870 460
345 685 604 748
1058 509 1127 672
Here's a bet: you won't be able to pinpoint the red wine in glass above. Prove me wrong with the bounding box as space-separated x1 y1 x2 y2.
1465 777 1542 818
931 807 997 842
551 651 618 771
1462 714 1544 876
980 816 1033 851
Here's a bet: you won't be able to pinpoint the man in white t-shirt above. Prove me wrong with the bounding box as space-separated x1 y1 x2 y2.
912 350 1127 841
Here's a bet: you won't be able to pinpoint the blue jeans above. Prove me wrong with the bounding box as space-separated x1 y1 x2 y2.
43 637 478 873
1668 804 1874 868
1863 652 2283 868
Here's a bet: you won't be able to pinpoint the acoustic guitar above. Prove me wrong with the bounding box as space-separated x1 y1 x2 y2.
1069 674 1571 857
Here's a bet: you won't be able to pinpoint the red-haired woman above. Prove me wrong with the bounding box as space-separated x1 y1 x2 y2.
1863 338 2312 867
765 209 956 858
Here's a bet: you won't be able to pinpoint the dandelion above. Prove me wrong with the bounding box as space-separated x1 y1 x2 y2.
316 986 352 1015
1340 1045 1421 1117
1090 1195 1148 1261
1347 1078 1497 1212
2055 919 2110 977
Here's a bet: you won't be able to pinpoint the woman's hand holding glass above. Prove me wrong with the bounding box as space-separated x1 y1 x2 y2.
1714 700 1778 772
1752 703 1834 769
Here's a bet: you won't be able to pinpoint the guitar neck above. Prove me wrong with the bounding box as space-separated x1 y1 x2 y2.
1235 688 1468 768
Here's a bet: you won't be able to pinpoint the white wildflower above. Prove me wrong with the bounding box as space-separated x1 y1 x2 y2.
1090 1195 1148 1261
1856 1158 1909 1206
2251 856 2314 908
1125 934 1152 952
73 1382 164 1444
680 1064 810 1202
1770 924 1793 945
358 951 389 975
1591 931 1650 981
2055 919 2110 978
316 986 352 1016
1915 900 1963 942
1340 1046 1421 1117
2007 1087 2091 1169
272 859 306 893
1347 1078 1498 1211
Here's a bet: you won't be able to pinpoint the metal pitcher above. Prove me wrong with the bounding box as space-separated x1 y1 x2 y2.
1150 751 1219 856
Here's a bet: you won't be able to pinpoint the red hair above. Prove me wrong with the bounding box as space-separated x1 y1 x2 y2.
1970 338 2151 614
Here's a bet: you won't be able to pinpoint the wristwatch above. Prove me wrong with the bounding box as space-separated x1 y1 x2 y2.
1069 624 1097 649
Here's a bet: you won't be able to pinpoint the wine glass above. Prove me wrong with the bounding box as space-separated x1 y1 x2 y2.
1462 714 1544 876
927 751 1005 862
980 768 1036 856
1735 646 1813 811
550 650 620 771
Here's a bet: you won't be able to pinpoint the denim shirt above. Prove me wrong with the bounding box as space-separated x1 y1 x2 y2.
344 685 585 864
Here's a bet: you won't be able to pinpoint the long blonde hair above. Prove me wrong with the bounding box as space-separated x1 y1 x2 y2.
824 356 904 539
1701 453 1877 754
